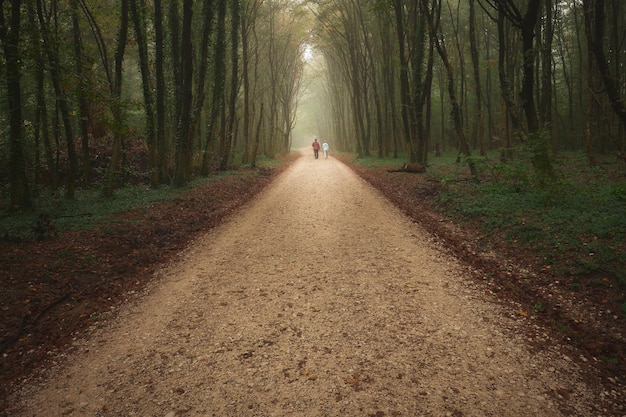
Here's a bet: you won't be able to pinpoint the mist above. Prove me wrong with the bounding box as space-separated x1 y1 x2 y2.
291 44 327 150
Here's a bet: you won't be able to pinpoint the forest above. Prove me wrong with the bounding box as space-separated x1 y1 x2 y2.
0 0 625 210
1 0 626 398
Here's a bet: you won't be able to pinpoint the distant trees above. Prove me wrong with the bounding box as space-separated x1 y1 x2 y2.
311 0 625 176
0 0 308 209
1 0 31 210
583 0 626 164
1 0 625 210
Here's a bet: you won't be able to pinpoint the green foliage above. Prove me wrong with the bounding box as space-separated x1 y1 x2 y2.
433 152 626 282
0 155 282 242
0 185 174 241
350 154 407 169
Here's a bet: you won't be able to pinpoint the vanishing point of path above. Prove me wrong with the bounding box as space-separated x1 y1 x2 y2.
8 151 603 416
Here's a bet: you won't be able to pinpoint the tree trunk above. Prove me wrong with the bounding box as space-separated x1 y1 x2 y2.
469 0 485 156
241 4 252 163
583 0 626 143
190 0 215 163
37 0 79 198
173 0 194 186
519 0 541 134
540 0 554 132
520 0 554 177
220 0 240 170
71 0 92 184
202 0 227 175
27 1 57 189
497 9 521 148
1 0 32 210
130 0 158 187
154 0 167 183
105 0 129 198
422 0 477 180
392 0 418 162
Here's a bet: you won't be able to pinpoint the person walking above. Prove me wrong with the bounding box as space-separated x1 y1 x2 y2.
322 141 330 159
312 139 321 159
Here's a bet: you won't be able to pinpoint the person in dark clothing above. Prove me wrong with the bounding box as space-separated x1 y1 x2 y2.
312 138 321 159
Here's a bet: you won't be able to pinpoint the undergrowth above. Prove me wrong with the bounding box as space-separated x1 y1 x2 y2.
0 162 273 242
432 151 626 285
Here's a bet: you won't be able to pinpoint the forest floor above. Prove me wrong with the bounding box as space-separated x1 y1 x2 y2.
1 150 624 415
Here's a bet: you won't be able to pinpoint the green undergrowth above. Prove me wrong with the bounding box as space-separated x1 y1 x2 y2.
0 159 278 242
348 150 625 287
431 152 626 285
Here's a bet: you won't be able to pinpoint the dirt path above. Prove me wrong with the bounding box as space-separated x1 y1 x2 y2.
8 152 605 416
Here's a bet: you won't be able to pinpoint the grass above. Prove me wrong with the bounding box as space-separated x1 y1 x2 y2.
0 158 279 242
347 149 625 284
429 151 626 283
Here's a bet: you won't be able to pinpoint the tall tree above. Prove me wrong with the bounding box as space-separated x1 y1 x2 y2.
173 0 195 186
201 0 227 175
130 0 158 187
482 0 554 177
1 0 32 210
190 0 215 162
26 1 57 190
105 0 130 197
583 0 626 164
154 0 168 182
36 0 80 198
220 0 241 170
392 0 418 162
422 0 477 179
71 0 92 183
469 0 486 156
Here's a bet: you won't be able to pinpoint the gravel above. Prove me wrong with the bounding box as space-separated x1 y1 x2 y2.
7 152 610 416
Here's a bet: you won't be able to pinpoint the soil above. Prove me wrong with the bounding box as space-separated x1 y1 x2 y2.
1 150 624 416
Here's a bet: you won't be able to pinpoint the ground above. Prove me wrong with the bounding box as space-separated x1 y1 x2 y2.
0 151 624 415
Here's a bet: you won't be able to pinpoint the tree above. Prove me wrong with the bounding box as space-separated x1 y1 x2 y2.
36 0 80 198
173 0 195 186
481 0 554 178
154 0 168 182
130 0 158 187
469 0 485 156
104 0 130 197
71 0 92 183
583 0 626 164
422 0 477 180
26 1 57 190
220 0 241 170
201 0 228 175
1 0 32 210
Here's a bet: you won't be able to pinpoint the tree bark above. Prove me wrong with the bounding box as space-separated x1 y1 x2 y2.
173 0 194 186
36 0 79 198
392 0 418 162
202 0 227 175
71 0 92 184
105 0 129 197
469 0 486 156
130 0 158 187
26 1 56 189
422 0 477 180
220 0 240 170
154 0 167 183
190 0 215 163
583 0 626 137
1 0 32 210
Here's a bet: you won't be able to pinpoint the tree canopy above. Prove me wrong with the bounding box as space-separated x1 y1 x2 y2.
1 0 624 210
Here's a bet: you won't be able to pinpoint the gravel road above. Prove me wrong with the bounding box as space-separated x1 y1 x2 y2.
8 151 606 416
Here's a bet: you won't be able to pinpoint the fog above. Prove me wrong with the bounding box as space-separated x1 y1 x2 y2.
291 43 327 150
